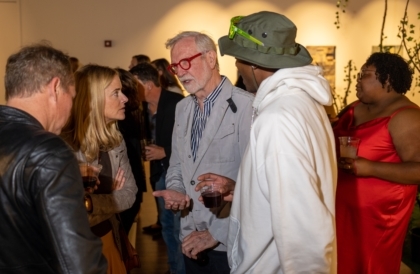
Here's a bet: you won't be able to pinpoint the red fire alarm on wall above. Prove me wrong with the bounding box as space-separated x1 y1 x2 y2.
104 40 112 47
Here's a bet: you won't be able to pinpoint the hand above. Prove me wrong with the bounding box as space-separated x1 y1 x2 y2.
80 164 102 193
112 167 126 190
153 189 190 210
338 157 372 176
196 173 235 202
349 157 372 177
182 230 218 259
338 157 356 174
145 145 165 161
84 178 100 194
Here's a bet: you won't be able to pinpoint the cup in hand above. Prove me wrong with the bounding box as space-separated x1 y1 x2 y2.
339 136 360 159
79 163 102 191
200 184 222 208
141 139 155 161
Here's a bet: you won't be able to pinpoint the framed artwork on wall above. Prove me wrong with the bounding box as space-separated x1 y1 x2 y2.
306 46 336 91
306 46 337 118
372 45 403 54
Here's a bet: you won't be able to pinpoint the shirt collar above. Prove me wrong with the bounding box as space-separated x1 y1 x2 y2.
192 76 226 106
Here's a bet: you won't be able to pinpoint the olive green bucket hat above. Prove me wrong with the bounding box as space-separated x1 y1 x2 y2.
218 11 313 69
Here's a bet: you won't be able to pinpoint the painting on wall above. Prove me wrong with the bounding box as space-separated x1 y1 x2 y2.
306 46 336 117
372 45 403 55
306 46 336 91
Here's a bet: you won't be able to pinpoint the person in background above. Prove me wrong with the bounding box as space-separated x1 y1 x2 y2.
61 64 137 273
129 54 151 69
199 11 337 273
153 31 253 273
333 52 420 274
70 56 80 73
0 43 107 273
129 64 163 238
116 68 148 233
130 62 185 274
151 58 184 95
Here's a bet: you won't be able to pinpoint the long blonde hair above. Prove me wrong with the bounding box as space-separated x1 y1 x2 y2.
62 64 122 162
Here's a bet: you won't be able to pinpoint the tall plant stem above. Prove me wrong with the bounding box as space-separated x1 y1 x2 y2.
379 0 388 52
343 60 354 107
400 0 420 73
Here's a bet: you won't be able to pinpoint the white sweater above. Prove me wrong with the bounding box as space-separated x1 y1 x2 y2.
228 65 337 274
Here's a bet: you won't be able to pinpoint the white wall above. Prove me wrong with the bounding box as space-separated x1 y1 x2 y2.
0 0 21 105
1 0 419 106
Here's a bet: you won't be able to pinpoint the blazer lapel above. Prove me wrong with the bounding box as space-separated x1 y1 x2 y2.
181 97 196 180
189 83 232 176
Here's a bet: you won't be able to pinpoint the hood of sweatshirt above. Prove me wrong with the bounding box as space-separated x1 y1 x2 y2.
252 65 332 112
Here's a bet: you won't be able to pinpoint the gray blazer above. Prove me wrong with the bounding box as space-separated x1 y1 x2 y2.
75 140 137 227
166 78 253 251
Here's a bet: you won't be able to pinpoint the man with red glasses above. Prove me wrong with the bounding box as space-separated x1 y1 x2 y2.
153 31 253 273
197 11 337 273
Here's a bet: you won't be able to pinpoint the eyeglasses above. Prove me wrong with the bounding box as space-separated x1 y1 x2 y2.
167 52 203 74
229 16 265 46
357 69 377 81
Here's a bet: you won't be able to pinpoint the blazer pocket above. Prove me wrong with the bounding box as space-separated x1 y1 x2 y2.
214 124 235 139
210 124 235 163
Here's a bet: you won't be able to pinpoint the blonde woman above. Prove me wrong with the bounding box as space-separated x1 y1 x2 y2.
62 64 137 273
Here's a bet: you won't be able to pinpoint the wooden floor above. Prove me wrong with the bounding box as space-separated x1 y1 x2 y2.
130 182 169 274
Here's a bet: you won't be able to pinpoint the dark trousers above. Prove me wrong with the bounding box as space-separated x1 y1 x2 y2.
183 250 230 274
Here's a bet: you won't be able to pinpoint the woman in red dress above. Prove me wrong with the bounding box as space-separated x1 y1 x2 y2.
333 52 420 273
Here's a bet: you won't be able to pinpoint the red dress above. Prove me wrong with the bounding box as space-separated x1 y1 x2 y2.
333 102 418 274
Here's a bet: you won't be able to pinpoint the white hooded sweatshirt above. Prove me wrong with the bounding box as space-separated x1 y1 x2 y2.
228 65 337 274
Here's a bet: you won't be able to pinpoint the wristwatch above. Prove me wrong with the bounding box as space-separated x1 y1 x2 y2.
84 194 93 213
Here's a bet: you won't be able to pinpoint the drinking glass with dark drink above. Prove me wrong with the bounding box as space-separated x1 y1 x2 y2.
200 184 222 208
79 163 102 192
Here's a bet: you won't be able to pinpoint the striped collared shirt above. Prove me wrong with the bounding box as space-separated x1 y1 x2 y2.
191 76 226 161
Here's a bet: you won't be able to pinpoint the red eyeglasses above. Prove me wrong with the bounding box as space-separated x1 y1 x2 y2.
167 52 203 74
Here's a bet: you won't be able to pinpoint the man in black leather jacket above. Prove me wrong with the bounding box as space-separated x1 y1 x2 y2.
0 44 107 273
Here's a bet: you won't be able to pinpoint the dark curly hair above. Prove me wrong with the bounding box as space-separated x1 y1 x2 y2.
365 52 413 94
